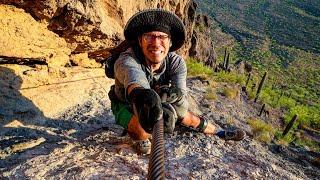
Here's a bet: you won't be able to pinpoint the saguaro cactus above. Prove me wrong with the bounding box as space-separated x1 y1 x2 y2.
245 72 251 87
254 71 268 102
259 104 266 117
223 47 227 66
282 114 298 137
225 53 230 71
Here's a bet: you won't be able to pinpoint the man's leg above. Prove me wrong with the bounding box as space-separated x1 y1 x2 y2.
110 100 151 154
181 111 217 134
127 115 151 140
111 100 150 140
181 112 245 140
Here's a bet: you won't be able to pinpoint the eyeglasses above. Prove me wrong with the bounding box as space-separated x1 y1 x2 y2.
142 33 170 43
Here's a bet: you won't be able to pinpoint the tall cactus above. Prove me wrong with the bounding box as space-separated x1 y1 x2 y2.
245 72 251 87
259 104 265 116
225 53 230 71
254 71 267 102
282 114 298 137
223 47 227 66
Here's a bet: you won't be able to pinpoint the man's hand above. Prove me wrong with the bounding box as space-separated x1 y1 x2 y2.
162 102 178 134
157 85 183 103
129 88 163 133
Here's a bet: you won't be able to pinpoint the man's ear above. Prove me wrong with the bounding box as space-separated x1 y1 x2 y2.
138 36 142 47
169 40 172 47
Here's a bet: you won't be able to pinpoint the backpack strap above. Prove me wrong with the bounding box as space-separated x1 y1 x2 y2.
165 54 171 84
104 40 131 79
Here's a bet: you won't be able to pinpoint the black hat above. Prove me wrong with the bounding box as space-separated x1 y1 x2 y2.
124 9 186 52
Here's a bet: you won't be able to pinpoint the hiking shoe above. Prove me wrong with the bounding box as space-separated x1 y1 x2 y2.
216 129 245 141
133 139 151 155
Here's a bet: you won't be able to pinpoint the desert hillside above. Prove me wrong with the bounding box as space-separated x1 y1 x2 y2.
196 0 320 152
0 0 319 179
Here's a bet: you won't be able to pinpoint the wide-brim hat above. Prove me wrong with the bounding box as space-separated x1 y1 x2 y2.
124 9 186 52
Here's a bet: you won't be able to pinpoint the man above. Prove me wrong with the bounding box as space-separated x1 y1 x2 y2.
109 9 245 154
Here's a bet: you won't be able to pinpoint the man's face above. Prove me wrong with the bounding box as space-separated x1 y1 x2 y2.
139 31 171 65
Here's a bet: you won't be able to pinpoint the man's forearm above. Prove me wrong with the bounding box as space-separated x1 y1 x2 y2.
127 83 143 97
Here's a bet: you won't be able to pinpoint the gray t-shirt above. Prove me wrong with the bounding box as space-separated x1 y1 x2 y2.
113 47 189 119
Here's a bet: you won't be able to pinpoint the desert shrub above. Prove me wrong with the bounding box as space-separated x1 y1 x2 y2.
277 96 296 109
260 87 278 106
221 87 238 99
213 71 246 85
205 88 217 100
248 118 275 143
275 131 295 146
295 133 320 152
186 58 214 77
285 105 320 128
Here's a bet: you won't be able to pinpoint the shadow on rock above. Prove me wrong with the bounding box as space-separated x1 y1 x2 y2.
269 144 320 178
0 65 99 170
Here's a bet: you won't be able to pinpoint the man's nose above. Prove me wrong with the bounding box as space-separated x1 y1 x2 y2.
150 37 162 44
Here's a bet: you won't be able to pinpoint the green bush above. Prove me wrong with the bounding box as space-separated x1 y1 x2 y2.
277 96 296 109
285 105 320 128
295 134 320 152
213 71 246 85
221 87 238 99
197 23 206 33
275 131 295 146
186 58 214 77
248 119 275 143
205 88 217 100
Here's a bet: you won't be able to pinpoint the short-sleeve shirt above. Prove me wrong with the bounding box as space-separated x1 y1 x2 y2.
114 47 187 103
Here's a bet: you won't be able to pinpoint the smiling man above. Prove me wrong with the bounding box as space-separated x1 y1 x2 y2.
140 32 170 65
109 9 245 154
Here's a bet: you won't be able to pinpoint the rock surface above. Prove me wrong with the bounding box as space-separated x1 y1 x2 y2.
0 5 71 67
1 75 319 179
1 1 319 179
1 1 216 64
189 14 217 67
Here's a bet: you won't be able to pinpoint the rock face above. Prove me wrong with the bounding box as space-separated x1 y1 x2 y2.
1 1 319 179
1 0 216 66
0 5 71 67
0 0 217 118
0 0 217 126
189 14 217 67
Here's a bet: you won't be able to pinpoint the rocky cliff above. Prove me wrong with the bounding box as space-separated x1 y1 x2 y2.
1 0 215 67
1 1 319 179
0 0 216 118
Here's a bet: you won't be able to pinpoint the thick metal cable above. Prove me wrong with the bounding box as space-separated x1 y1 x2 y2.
147 114 165 180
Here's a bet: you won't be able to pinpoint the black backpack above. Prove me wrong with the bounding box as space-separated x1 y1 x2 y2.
105 40 130 79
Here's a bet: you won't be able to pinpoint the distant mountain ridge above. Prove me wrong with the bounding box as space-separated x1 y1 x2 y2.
195 0 320 54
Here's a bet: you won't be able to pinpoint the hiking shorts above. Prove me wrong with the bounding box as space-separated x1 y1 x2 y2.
111 100 132 129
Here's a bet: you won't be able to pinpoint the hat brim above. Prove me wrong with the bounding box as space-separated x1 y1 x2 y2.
124 9 186 52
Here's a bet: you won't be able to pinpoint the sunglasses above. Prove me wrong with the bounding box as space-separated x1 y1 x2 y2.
142 33 170 43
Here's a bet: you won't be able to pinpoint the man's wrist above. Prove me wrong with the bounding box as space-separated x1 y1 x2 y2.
127 84 143 101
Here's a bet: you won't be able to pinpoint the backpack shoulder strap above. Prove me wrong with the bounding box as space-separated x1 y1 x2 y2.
104 40 130 79
165 54 171 81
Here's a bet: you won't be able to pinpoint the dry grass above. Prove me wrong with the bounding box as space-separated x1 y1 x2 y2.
248 118 275 143
221 87 238 99
205 81 218 100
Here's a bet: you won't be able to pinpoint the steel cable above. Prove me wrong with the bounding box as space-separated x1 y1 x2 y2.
147 114 165 180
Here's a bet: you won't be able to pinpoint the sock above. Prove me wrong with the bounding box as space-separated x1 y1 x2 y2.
215 130 226 138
